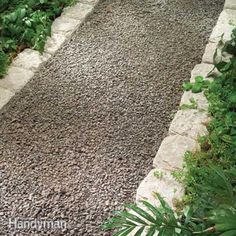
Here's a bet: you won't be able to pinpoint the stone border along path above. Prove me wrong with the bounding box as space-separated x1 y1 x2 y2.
0 0 99 110
136 0 236 209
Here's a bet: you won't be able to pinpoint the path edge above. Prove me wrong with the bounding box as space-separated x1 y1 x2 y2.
135 0 236 209
0 0 100 110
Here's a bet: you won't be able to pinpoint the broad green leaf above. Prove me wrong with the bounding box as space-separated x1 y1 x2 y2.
25 20 32 27
191 83 202 93
183 82 192 91
195 76 204 83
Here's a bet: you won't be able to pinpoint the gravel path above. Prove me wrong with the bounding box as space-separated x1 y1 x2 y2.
0 0 224 235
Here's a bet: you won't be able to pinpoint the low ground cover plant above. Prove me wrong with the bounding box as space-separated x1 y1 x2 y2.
103 28 236 235
0 0 74 77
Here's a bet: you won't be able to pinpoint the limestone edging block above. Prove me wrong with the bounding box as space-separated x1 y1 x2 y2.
81 0 99 5
169 110 209 140
180 91 209 111
202 42 218 64
190 63 217 83
44 33 67 55
12 49 51 72
136 168 184 209
224 0 236 10
51 16 81 35
210 9 236 43
202 42 232 64
153 135 200 171
0 87 15 110
0 67 34 92
62 2 93 20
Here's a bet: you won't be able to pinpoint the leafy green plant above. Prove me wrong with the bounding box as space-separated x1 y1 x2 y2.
103 194 195 236
103 170 236 236
0 0 74 77
0 50 9 77
0 0 10 13
2 6 51 52
209 204 236 235
183 76 210 94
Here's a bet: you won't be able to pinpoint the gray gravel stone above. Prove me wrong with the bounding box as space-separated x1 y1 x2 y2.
0 0 224 235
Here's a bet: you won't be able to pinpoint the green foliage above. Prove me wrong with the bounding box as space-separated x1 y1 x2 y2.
210 205 236 236
222 28 236 57
0 50 9 77
183 76 210 94
103 171 236 236
103 194 195 236
103 27 236 236
180 98 198 110
0 0 74 77
103 193 236 236
2 6 51 52
0 0 10 13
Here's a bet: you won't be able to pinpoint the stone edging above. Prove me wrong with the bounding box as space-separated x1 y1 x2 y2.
136 0 236 209
0 0 99 110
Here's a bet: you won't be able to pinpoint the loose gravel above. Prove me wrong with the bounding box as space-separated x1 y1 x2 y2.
0 0 224 235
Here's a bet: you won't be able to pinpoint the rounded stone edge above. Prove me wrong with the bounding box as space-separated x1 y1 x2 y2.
0 0 100 110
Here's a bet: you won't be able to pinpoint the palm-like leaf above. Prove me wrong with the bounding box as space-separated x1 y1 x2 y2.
103 194 193 236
